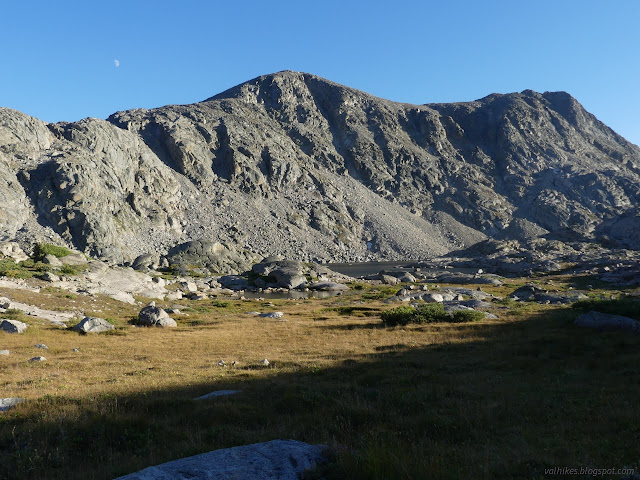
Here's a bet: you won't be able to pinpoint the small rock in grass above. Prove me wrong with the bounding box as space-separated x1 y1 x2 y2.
259 312 284 319
0 350 9 355
29 356 46 362
34 344 49 350
260 358 270 367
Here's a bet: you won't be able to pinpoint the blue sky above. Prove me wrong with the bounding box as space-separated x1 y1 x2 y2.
1 0 638 145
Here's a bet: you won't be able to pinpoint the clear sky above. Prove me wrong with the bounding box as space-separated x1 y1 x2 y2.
1 0 638 145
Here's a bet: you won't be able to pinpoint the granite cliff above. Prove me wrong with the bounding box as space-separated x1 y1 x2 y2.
1 71 638 272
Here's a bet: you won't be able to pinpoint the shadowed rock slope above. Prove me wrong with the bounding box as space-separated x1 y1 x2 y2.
1 71 638 270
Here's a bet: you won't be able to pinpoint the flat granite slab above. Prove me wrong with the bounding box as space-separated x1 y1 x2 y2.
115 439 326 480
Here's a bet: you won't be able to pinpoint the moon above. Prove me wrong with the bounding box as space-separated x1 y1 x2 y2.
114 59 120 68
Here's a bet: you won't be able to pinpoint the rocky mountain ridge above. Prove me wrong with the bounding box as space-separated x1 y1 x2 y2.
1 71 639 272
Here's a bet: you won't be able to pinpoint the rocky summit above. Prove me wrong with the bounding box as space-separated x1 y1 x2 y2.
1 71 638 271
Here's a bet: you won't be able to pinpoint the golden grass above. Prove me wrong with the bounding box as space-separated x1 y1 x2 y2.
0 278 639 479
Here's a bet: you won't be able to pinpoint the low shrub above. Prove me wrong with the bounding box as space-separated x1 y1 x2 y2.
412 303 449 324
0 259 33 279
381 303 485 326
451 310 486 323
380 306 416 326
33 243 71 261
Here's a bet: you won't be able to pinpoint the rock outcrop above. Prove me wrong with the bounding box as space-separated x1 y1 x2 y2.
115 439 326 480
1 71 639 270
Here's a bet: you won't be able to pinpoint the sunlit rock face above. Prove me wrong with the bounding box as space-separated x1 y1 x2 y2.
1 71 638 270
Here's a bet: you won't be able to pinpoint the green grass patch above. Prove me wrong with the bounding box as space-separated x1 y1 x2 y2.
33 243 72 260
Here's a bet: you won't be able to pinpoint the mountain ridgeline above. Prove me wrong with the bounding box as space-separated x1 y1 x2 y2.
1 71 639 271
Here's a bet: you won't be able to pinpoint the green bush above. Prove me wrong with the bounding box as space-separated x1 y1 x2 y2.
451 310 486 323
33 243 71 261
0 259 33 279
412 303 449 324
572 297 640 320
380 306 416 326
381 303 485 326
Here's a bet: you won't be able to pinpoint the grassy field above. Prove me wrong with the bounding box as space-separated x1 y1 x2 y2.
0 277 639 479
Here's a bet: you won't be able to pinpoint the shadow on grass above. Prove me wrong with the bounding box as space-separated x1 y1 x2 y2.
321 321 385 331
2 307 640 480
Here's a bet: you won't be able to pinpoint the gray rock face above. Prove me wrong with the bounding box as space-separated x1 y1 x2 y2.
0 319 28 333
1 72 639 269
115 439 326 480
72 316 115 333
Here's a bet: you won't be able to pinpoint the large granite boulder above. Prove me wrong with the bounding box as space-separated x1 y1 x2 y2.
72 316 115 333
137 303 176 328
0 319 28 333
114 439 326 480
167 240 254 274
252 259 306 289
575 311 640 334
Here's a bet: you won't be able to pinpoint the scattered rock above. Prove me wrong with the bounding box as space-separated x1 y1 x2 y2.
114 439 326 480
260 358 270 367
34 344 49 350
0 319 28 333
29 356 46 362
72 348 80 352
72 317 115 334
0 350 9 355
0 397 26 412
